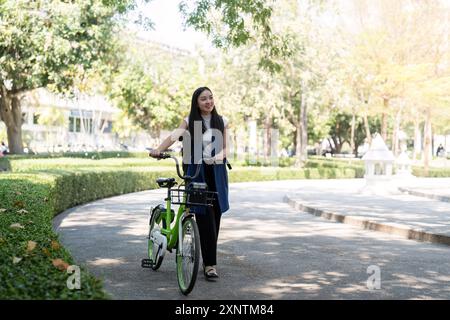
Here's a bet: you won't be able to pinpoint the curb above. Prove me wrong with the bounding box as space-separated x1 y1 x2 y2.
284 195 450 247
398 187 450 203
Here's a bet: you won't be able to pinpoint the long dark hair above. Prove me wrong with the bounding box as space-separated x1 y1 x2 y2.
188 86 224 137
187 87 224 161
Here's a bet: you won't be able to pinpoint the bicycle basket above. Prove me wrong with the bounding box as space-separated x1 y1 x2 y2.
170 182 217 207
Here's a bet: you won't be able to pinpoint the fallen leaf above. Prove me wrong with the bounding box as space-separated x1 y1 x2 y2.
0 208 7 213
13 257 22 264
10 223 24 229
42 248 51 257
51 240 61 251
17 209 29 214
13 200 24 208
52 258 69 271
27 241 37 252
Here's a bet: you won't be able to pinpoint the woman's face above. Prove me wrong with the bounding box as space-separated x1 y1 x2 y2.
197 90 214 114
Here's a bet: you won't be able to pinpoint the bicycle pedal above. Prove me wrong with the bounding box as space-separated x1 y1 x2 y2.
141 259 153 268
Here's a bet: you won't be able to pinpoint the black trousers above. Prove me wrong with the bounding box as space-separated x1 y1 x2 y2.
195 163 221 266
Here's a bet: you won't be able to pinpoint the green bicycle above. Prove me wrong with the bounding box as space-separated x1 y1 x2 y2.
141 153 216 295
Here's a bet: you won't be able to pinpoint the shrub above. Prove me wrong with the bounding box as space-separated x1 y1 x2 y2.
0 157 173 172
0 174 107 299
412 167 450 178
0 167 175 299
304 159 365 178
241 157 297 167
229 167 357 182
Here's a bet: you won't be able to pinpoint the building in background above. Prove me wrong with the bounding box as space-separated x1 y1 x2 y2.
20 88 119 152
14 88 153 153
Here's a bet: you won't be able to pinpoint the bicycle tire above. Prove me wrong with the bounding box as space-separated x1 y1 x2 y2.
148 208 164 270
176 216 200 295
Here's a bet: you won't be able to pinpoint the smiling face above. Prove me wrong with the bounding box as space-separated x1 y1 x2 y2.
197 89 214 115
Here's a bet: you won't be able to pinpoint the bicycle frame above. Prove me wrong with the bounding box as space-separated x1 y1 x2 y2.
159 190 188 251
152 153 201 253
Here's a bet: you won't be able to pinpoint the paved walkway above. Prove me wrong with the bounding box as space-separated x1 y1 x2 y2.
53 179 450 299
285 178 450 246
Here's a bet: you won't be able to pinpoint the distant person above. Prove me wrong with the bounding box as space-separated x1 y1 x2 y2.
0 141 8 156
436 144 445 157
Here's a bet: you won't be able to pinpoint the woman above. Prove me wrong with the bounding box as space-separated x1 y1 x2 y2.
150 87 229 280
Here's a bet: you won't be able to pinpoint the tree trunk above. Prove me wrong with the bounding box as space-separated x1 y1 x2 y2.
413 114 421 161
263 113 272 161
350 111 356 155
391 107 402 157
295 123 301 163
363 113 371 143
0 87 24 154
423 107 432 173
233 128 238 161
292 126 297 156
332 136 343 154
298 92 308 165
381 98 389 143
6 121 24 154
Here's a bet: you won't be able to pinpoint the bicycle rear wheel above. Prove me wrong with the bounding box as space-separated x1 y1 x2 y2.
176 216 200 295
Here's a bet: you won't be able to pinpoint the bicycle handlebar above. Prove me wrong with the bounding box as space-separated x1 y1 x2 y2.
149 149 232 180
150 152 201 181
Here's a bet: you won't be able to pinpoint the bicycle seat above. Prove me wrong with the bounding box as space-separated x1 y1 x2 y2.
156 177 177 188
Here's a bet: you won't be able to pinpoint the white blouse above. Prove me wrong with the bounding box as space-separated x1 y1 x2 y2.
183 114 229 163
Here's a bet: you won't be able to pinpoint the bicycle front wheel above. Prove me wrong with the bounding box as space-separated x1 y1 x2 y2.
176 216 200 295
148 208 165 270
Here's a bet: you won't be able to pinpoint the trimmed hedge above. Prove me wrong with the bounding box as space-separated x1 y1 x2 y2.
49 168 176 213
0 151 151 171
1 151 149 161
229 167 357 182
304 160 365 178
412 167 450 178
0 167 176 299
0 174 108 299
241 157 297 167
0 156 173 172
305 157 450 178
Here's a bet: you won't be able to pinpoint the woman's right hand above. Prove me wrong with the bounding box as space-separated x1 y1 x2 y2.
149 149 162 158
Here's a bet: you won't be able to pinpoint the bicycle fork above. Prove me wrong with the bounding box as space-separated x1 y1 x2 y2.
177 210 185 257
177 209 193 258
